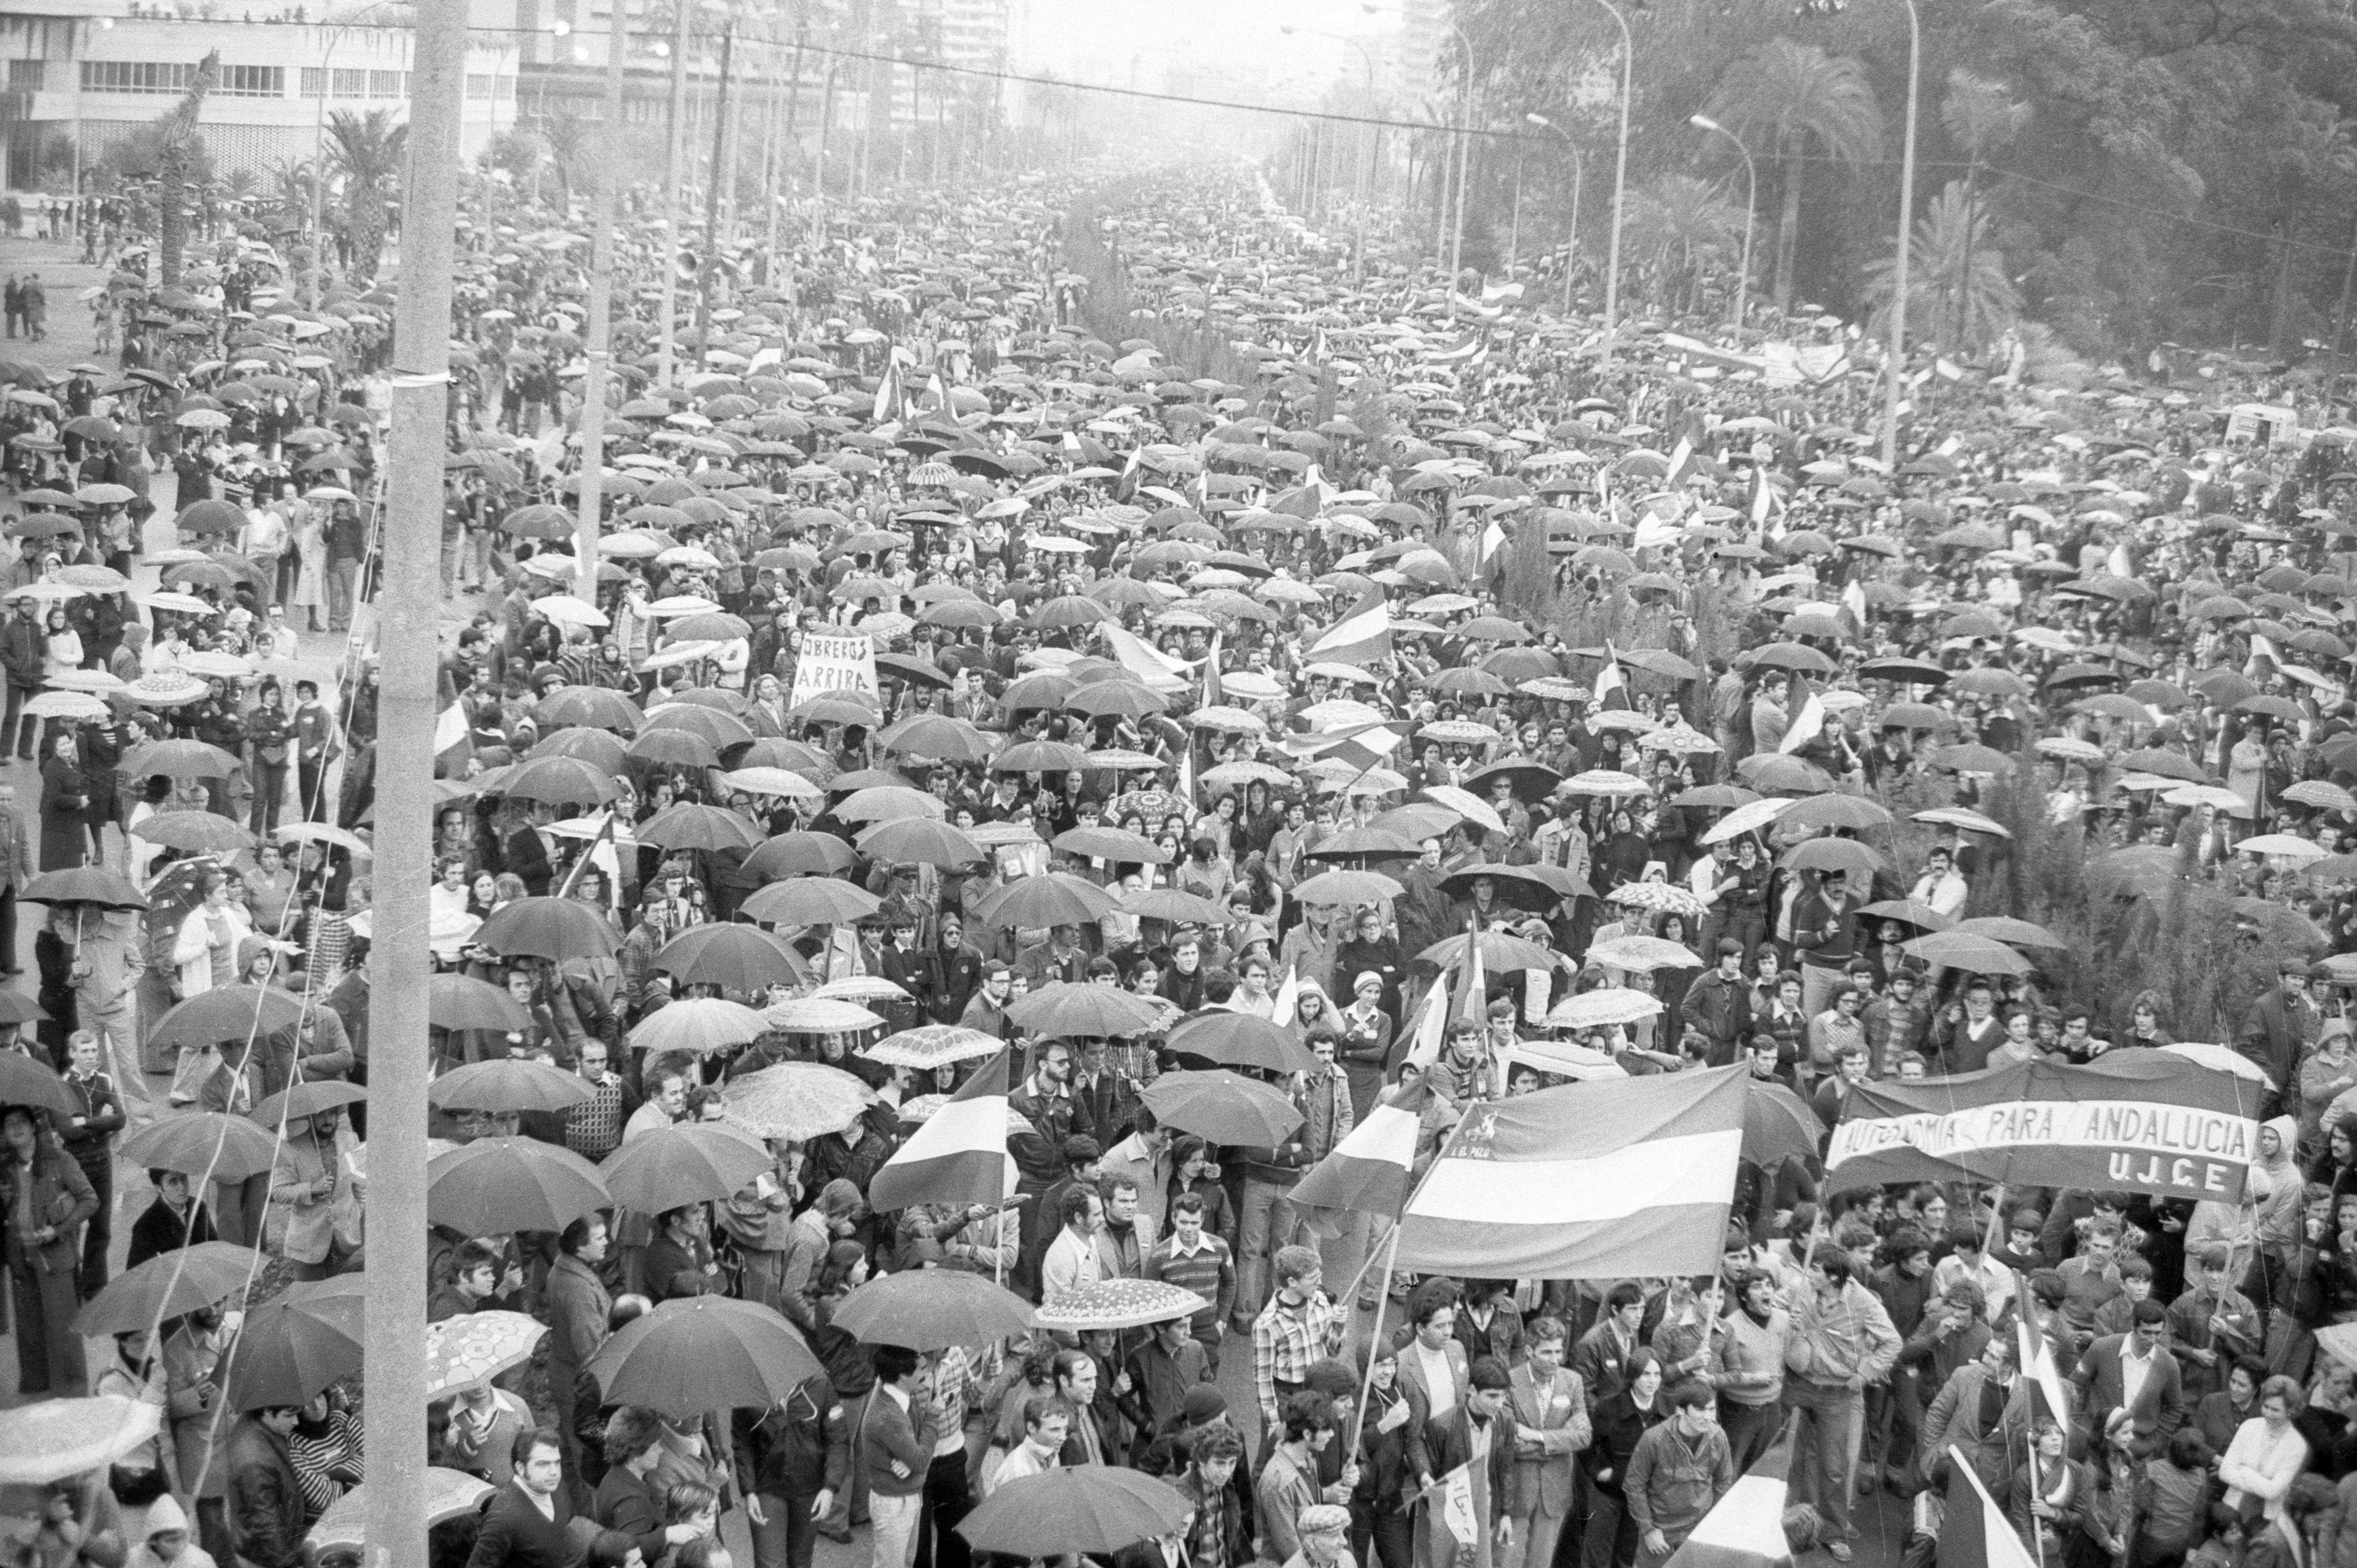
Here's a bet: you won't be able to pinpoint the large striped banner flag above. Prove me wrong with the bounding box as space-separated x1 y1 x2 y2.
1825 1051 2263 1204
1393 1064 1749 1279
1663 1418 1792 1568
867 1047 1015 1212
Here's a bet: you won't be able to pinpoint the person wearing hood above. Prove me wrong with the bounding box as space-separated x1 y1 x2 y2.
126 1494 215 1568
2252 1115 2307 1270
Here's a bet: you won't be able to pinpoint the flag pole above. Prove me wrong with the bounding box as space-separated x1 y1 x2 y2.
1344 1222 1403 1461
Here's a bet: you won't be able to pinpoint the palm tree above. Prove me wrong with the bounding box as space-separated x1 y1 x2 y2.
1941 69 2030 346
1624 173 1746 315
1859 180 2022 348
157 51 220 286
1702 38 1882 311
324 108 406 283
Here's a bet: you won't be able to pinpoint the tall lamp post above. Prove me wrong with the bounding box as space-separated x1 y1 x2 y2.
1689 113 1755 333
1586 0 1634 365
1524 111 1581 317
1440 20 1480 315
1279 24 1378 284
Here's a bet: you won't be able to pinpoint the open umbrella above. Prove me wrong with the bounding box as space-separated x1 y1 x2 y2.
1587 935 1705 972
1139 1069 1303 1144
1032 1277 1209 1332
958 1467 1189 1556
0 1398 167 1485
856 817 986 868
588 1296 827 1417
1164 1011 1319 1075
0 1050 78 1113
73 1241 261 1334
1744 1081 1825 1168
121 1111 278 1181
476 896 623 959
247 1080 367 1127
21 866 147 909
864 1026 1006 1071
637 802 764 853
654 924 808 990
1006 982 1168 1038
975 873 1117 928
1900 931 2036 976
830 1269 1035 1350
722 1062 874 1140
309 1471 494 1551
740 878 884 926
423 1309 547 1398
222 1276 368 1408
1414 930 1557 973
150 985 307 1050
742 832 861 880
629 997 772 1055
600 1121 776 1213
427 973 532 1034
427 1137 611 1232
427 1058 594 1113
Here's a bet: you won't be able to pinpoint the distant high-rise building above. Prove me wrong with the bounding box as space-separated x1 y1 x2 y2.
1393 0 1445 106
919 0 1005 73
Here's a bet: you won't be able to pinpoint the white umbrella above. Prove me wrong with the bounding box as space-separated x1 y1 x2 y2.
1701 797 1792 844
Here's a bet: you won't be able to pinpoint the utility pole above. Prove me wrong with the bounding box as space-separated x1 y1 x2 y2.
575 0 627 604
367 0 461 1562
695 22 732 340
654 0 691 390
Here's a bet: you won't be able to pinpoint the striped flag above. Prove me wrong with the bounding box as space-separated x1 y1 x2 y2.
1202 630 1223 709
1393 1064 1749 1278
867 1048 1015 1212
1293 1083 1432 1215
1275 718 1411 776
1593 643 1628 709
1778 680 1824 755
1401 973 1451 1072
1664 1418 1793 1568
1936 1445 2040 1568
434 669 473 778
1096 621 1192 693
1453 919 1487 1028
1307 587 1393 665
2014 1270 2071 1425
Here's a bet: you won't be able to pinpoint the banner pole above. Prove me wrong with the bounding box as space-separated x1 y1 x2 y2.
1344 1223 1403 1462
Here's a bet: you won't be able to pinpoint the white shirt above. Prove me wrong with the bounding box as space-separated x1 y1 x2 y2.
2118 1336 2158 1416
1412 1340 1457 1420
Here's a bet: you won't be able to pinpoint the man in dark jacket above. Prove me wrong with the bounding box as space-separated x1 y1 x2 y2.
2234 959 2316 1117
733 1374 847 1568
1679 941 1754 1067
226 1405 308 1568
467 1428 579 1568
0 595 43 761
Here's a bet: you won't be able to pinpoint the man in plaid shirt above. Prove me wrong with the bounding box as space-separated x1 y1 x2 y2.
1251 1245 1346 1434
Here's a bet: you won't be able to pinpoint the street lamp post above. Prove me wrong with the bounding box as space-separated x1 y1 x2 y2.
1586 0 1633 365
1525 111 1580 316
1279 24 1378 284
1441 19 1478 316
1690 113 1755 334
1884 0 1921 468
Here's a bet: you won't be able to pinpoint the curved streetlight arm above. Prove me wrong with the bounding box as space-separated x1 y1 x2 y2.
1525 113 1583 316
1690 114 1756 331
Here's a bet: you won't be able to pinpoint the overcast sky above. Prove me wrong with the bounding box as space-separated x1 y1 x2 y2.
1014 0 1403 98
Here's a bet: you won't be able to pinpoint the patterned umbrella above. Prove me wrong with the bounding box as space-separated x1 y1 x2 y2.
863 1025 1005 1070
1606 882 1709 919
1586 935 1704 972
0 1397 165 1484
721 1061 874 1140
423 1309 547 1398
1541 989 1663 1030
760 998 886 1034
309 1471 494 1550
1033 1277 1209 1332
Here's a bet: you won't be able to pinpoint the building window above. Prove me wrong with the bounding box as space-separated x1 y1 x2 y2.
465 72 492 98
368 68 401 97
80 60 199 94
7 60 45 92
331 67 365 96
300 65 326 96
217 64 284 97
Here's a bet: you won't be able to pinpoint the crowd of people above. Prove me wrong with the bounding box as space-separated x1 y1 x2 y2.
4 154 2357 1568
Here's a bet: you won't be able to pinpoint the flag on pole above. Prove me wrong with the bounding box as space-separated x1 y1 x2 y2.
434 669 473 778
1778 680 1825 755
1276 719 1411 774
1202 630 1224 709
1270 963 1299 1029
2014 1270 2072 1426
1663 1418 1794 1568
1393 1064 1749 1278
1453 919 1487 1028
1438 1466 1480 1547
1306 588 1393 665
1401 971 1452 1072
1751 468 1773 529
1593 644 1628 709
1293 1083 1432 1215
1935 1446 2041 1568
1840 576 1869 631
867 1048 1015 1211
1480 517 1507 563
1666 436 1694 487
1097 622 1193 693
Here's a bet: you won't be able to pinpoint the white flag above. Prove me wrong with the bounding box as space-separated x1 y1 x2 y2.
1779 686 1825 755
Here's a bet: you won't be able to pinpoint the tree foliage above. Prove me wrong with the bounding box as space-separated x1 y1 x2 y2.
325 108 406 284
1452 0 2357 357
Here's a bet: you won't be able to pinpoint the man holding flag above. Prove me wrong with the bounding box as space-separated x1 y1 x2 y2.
1624 1382 1735 1565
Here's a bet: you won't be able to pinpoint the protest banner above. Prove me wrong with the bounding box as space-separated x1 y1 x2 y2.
789 631 880 707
